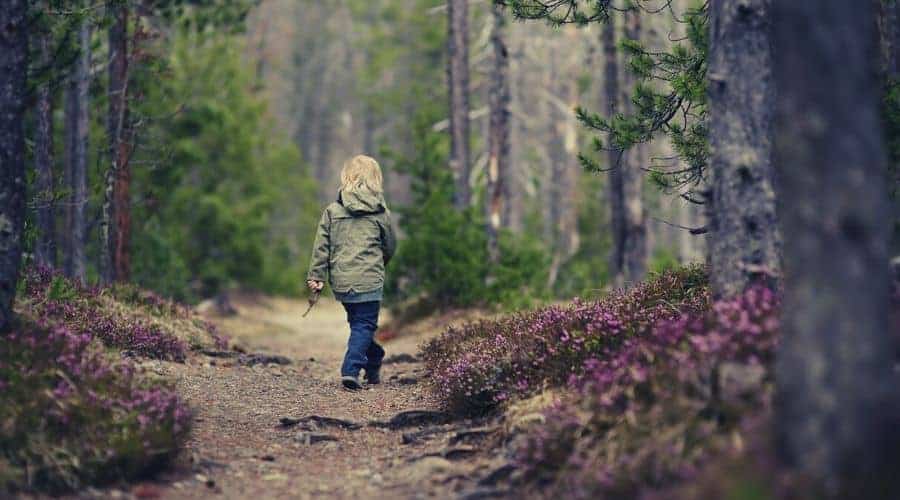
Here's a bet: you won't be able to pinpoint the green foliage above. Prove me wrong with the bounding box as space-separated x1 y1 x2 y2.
882 79 900 253
501 1 710 200
499 0 613 26
579 6 709 199
47 275 78 302
384 104 549 310
22 2 316 302
554 173 611 299
649 246 680 274
129 32 319 301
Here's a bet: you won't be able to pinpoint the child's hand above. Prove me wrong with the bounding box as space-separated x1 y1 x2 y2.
307 280 324 292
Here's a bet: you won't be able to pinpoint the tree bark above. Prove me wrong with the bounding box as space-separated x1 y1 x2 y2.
507 40 526 233
33 25 56 269
102 3 131 283
486 4 510 263
545 31 580 289
620 8 647 285
603 17 628 285
0 0 28 332
447 0 471 209
877 0 898 78
774 1 900 495
706 0 779 298
65 19 91 283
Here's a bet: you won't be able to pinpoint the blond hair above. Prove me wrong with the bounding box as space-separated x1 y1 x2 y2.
340 155 384 194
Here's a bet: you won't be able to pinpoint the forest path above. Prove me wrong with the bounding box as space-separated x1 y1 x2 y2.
153 297 501 500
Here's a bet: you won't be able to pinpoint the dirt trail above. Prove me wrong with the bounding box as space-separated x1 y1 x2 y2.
148 297 504 500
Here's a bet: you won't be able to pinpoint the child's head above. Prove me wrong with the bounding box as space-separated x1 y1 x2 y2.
340 155 383 194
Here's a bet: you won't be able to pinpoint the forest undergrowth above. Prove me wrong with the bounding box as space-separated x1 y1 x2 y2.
421 266 881 497
0 267 225 493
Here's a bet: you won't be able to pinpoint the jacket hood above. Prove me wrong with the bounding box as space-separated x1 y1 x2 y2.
338 187 387 215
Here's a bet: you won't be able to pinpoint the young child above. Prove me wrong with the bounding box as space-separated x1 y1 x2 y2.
306 155 397 390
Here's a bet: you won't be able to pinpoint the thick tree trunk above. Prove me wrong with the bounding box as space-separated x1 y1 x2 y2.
102 3 131 283
447 0 471 209
0 0 28 332
34 27 56 268
706 0 779 298
486 4 510 263
620 9 647 285
66 19 91 283
603 17 627 285
774 1 900 495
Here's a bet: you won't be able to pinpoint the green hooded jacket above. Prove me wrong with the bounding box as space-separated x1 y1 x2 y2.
306 188 397 294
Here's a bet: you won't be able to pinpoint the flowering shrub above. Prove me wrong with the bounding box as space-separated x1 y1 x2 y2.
422 266 710 412
0 319 191 493
515 285 780 498
17 266 227 360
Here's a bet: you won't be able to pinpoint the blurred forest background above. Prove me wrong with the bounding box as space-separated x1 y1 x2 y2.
13 0 712 308
4 0 900 496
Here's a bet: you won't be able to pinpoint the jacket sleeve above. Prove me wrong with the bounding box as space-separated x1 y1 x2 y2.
307 209 331 282
380 211 397 265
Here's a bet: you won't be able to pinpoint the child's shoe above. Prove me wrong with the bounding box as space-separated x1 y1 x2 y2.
364 366 381 385
341 376 362 390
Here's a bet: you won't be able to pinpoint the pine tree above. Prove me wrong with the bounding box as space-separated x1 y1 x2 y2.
102 1 132 283
620 7 647 285
33 13 56 269
64 17 91 282
487 3 511 264
448 0 472 209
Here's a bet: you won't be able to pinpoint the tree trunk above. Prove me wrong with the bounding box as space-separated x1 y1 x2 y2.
545 32 580 289
33 26 56 269
447 0 471 209
102 3 131 283
507 40 526 233
486 4 510 263
0 0 28 332
66 19 91 283
774 1 900 495
706 0 779 298
877 0 898 78
621 8 647 285
603 17 627 286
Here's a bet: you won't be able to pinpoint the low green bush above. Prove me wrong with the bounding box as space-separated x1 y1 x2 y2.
384 108 549 311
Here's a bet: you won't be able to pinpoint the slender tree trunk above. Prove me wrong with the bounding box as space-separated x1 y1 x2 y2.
34 26 56 268
560 73 580 261
621 8 647 284
894 1 900 76
706 0 779 298
507 40 526 233
486 4 510 263
774 1 900 495
603 17 627 286
545 34 580 289
67 19 91 283
63 68 75 276
0 0 28 332
447 0 471 209
102 3 131 283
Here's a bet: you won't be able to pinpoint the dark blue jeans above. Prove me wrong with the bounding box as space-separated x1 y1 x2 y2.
340 301 385 377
